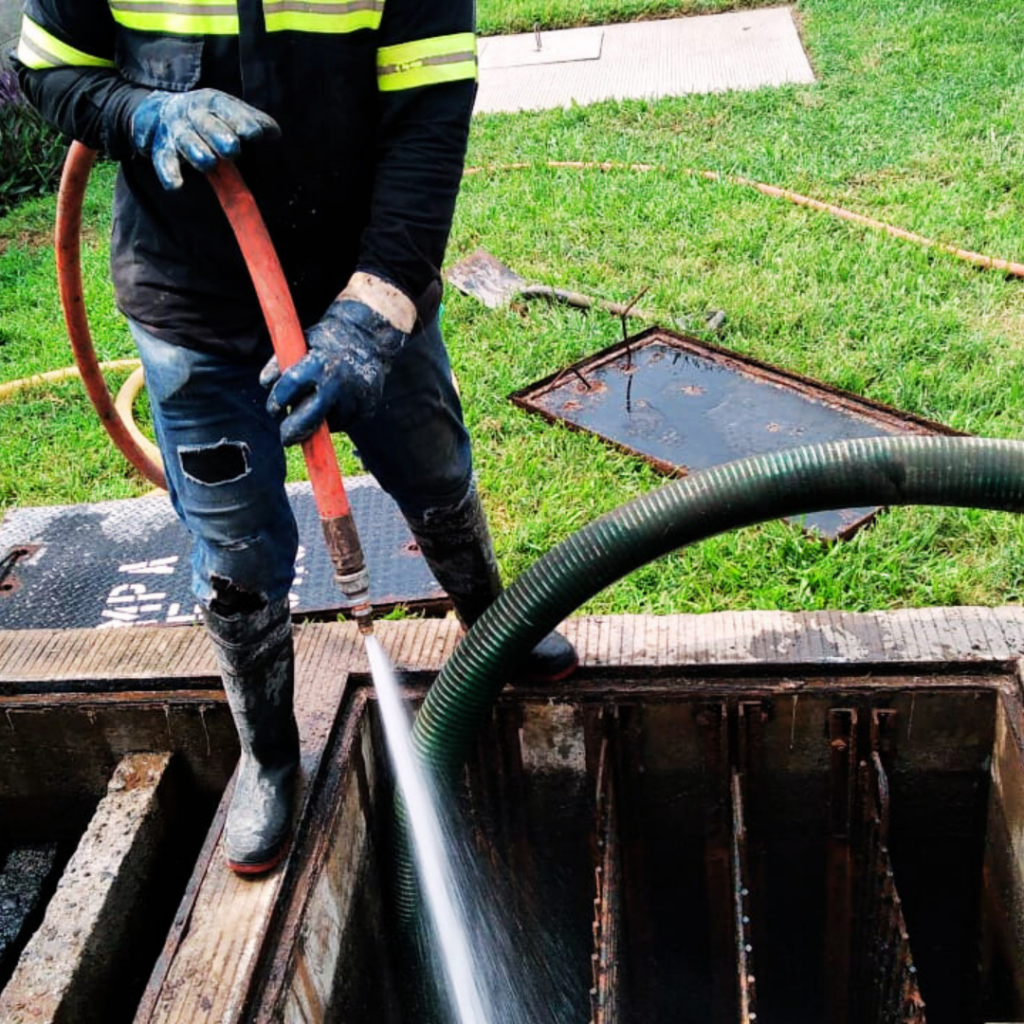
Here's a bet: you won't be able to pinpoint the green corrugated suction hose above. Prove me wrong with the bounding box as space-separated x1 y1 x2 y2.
395 434 1024 934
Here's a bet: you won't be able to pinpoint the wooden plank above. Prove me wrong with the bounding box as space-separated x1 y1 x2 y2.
558 608 1024 669
5 610 1024 693
254 691 373 1023
0 626 217 689
0 754 175 1024
132 793 231 1024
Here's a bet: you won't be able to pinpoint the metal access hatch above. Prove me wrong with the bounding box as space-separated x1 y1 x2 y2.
0 478 447 631
511 327 964 539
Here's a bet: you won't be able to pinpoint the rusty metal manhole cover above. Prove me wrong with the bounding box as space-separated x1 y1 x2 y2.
511 327 964 539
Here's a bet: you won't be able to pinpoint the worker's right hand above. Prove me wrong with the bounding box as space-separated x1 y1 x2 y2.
130 89 280 191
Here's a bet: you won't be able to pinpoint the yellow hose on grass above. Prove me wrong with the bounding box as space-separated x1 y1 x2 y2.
0 357 164 471
112 364 163 470
0 357 141 401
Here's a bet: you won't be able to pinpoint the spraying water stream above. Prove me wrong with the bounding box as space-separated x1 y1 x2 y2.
364 635 490 1024
365 634 581 1023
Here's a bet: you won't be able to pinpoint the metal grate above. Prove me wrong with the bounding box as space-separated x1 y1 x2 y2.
856 713 926 1023
0 479 446 630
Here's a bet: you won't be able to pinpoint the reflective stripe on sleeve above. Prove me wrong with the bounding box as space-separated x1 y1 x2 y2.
16 15 115 69
107 0 239 35
263 0 384 34
377 32 477 91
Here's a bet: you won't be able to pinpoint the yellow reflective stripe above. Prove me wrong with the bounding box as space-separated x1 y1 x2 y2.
16 15 115 69
263 0 382 33
108 0 239 35
377 32 476 91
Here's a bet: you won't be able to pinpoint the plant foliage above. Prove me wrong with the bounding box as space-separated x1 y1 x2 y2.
0 69 66 216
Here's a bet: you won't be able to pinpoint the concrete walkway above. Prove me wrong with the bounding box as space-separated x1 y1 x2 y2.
0 0 19 67
476 6 815 114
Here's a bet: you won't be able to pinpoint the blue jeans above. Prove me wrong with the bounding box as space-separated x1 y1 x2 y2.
129 318 473 609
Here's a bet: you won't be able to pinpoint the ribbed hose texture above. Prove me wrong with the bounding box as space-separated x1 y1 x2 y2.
395 435 1024 945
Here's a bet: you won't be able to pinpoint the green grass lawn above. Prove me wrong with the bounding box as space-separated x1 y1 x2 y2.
4 0 1024 615
475 0 762 35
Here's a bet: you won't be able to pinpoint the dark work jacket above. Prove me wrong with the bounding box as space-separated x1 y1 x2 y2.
15 0 476 356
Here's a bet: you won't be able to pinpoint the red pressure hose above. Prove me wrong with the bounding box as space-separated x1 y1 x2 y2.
57 141 372 624
205 160 371 620
56 144 166 488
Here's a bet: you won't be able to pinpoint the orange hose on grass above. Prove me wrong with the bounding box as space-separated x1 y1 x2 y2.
464 159 1024 279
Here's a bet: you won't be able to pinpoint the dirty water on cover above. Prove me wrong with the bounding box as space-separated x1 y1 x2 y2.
528 340 905 538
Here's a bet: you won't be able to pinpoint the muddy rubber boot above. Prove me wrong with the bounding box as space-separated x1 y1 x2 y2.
203 596 300 876
404 485 578 683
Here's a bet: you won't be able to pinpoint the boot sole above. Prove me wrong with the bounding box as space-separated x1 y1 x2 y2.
226 841 289 877
522 655 580 685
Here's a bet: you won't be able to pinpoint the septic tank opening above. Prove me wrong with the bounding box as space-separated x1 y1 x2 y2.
281 671 1024 1024
0 695 236 1023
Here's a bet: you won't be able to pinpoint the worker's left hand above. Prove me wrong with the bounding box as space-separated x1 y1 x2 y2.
262 299 408 445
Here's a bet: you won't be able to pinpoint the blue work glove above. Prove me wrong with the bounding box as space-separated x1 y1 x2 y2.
261 298 408 446
130 88 280 190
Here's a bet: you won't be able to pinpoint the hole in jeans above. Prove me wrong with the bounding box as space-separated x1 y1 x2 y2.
179 440 251 485
209 575 267 616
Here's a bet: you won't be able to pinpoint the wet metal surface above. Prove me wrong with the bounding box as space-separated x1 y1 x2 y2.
826 708 858 1024
729 771 757 1024
0 545 38 598
512 328 962 539
858 753 927 1024
0 479 446 630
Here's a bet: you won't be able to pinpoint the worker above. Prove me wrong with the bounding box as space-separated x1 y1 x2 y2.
15 0 578 876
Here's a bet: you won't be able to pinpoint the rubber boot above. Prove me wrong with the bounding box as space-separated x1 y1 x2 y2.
404 485 578 683
203 596 300 875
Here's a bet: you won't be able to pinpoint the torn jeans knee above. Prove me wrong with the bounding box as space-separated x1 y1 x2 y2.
179 439 252 486
209 574 268 617
192 527 298 614
128 319 299 612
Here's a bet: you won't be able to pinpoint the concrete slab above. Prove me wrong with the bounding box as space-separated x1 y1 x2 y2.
475 6 816 115
0 754 174 1024
0 0 19 67
479 25 604 70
